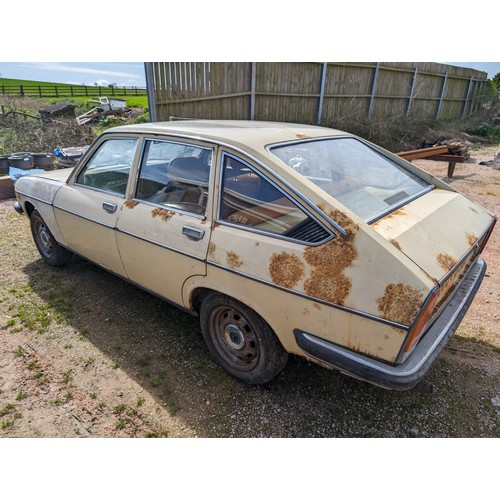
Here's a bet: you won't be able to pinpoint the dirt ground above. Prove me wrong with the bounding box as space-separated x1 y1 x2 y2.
0 145 499 438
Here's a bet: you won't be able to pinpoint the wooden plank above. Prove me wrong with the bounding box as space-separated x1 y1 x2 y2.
396 145 449 160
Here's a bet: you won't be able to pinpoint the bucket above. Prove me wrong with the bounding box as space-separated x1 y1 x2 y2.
8 156 33 169
0 156 9 175
32 153 54 170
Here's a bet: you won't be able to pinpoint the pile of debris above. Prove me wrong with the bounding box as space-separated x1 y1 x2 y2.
76 97 129 125
439 139 470 159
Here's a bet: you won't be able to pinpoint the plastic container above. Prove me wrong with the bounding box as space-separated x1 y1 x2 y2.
32 153 54 170
8 156 32 169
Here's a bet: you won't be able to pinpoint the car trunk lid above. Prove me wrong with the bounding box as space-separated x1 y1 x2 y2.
371 188 495 284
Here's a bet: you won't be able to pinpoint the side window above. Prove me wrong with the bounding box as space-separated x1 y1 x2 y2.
135 140 212 216
76 138 137 196
219 154 331 242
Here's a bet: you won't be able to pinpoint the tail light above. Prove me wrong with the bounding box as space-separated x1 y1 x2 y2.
404 286 440 355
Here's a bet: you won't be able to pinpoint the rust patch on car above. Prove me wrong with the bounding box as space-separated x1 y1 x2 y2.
437 253 457 272
377 284 423 326
151 208 175 222
226 251 243 269
313 303 321 310
468 205 478 214
302 210 358 305
389 238 402 252
211 221 220 230
465 232 477 246
296 133 311 139
269 252 305 289
208 242 216 257
124 200 139 209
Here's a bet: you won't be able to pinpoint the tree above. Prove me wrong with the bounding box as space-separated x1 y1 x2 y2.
491 72 500 92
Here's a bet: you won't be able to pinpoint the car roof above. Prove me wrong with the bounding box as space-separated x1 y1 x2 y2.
105 120 349 151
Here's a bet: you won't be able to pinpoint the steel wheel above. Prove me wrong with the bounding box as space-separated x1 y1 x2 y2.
208 304 260 372
30 210 72 266
200 293 288 385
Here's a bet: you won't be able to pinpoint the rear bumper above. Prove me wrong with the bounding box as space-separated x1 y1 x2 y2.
294 257 487 390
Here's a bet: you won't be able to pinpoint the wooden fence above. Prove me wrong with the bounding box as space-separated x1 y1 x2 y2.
0 84 147 99
146 62 492 125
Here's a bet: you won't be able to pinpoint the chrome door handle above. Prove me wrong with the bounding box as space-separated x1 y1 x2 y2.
102 202 117 213
182 226 205 241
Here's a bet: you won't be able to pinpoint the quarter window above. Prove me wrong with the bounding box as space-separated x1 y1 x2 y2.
219 155 330 243
76 138 137 196
135 140 212 216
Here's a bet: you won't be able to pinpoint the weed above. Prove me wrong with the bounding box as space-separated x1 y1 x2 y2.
136 356 150 367
16 390 27 401
6 319 15 327
112 362 119 370
144 426 168 438
115 418 126 430
89 392 97 399
64 343 73 349
113 404 126 415
62 369 73 384
13 346 28 357
0 403 15 417
136 397 145 408
150 380 161 388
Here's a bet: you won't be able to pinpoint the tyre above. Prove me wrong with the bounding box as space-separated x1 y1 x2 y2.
199 293 288 385
30 210 72 266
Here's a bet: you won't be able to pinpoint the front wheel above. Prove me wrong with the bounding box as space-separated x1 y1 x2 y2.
30 210 72 266
199 293 288 385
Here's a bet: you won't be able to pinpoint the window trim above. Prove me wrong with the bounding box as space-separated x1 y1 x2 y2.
130 137 214 218
217 152 334 246
73 136 140 199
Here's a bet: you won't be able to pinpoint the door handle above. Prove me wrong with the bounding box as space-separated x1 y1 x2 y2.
102 202 117 213
182 226 205 241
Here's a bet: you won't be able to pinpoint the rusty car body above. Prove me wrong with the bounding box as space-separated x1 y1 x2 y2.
13 120 496 389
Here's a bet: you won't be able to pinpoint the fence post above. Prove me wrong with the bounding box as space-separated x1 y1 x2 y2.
367 62 380 119
249 62 256 120
406 67 418 116
38 86 42 98
436 72 448 119
461 76 473 117
55 86 59 98
144 62 157 122
124 86 127 96
20 85 24 96
317 62 328 125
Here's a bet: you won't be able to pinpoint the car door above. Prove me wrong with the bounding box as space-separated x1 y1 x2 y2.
115 138 214 307
53 136 140 277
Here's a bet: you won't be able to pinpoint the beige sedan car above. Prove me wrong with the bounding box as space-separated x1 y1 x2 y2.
14 120 496 389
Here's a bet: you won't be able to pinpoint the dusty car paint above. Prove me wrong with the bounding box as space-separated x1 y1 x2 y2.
14 120 496 389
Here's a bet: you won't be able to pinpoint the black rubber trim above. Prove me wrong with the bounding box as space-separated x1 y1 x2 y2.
294 257 487 390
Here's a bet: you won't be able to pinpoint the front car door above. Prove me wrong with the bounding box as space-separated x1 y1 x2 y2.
53 135 140 277
115 137 214 307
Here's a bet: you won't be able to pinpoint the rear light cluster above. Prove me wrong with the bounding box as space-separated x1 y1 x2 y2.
401 217 496 361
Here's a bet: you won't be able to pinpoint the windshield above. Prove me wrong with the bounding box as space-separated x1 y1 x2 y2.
270 137 431 220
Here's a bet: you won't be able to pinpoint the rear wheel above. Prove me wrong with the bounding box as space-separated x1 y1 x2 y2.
30 210 72 266
200 293 288 385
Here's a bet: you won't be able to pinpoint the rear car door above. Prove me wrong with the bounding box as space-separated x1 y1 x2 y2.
53 136 140 277
115 138 214 306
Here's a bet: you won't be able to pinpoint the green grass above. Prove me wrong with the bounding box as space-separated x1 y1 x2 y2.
0 76 148 109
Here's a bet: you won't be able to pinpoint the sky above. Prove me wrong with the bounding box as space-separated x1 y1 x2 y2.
0 61 498 87
0 62 147 87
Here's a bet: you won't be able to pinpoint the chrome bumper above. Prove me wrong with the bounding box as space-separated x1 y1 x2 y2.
294 257 487 390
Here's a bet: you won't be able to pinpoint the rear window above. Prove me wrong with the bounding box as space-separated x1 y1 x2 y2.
270 137 431 220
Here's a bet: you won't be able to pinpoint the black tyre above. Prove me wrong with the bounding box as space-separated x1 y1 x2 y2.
200 293 288 385
30 210 72 266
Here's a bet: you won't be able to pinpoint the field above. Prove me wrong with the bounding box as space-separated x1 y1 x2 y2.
0 145 499 438
0 77 149 110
